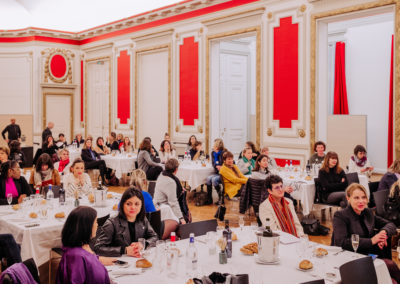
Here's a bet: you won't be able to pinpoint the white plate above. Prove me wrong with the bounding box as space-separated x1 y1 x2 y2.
254 255 280 265
296 266 314 272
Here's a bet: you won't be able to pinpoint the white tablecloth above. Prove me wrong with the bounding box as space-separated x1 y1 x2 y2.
101 154 137 179
109 228 392 284
176 161 215 190
281 173 370 216
0 194 120 266
68 148 81 162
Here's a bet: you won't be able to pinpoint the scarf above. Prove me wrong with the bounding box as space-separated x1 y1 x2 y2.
162 171 191 223
58 159 70 173
34 168 53 185
351 155 367 167
242 157 255 174
268 195 298 237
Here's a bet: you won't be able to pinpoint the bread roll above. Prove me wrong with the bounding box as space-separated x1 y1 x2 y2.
315 247 328 257
107 193 113 199
29 212 38 218
136 259 152 268
299 260 313 270
12 204 20 210
55 212 65 218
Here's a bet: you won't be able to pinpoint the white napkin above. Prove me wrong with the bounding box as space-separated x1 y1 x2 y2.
277 231 300 244
111 268 142 276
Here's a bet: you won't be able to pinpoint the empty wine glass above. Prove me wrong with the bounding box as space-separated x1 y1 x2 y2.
7 193 13 208
238 215 245 231
138 238 146 258
351 234 359 257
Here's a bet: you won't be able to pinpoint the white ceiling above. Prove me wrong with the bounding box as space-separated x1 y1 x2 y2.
0 0 184 32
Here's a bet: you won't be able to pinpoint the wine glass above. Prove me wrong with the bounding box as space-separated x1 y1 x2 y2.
7 193 13 208
138 238 146 258
351 234 359 256
238 215 245 231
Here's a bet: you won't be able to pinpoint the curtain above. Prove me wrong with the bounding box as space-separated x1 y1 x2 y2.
387 35 394 168
333 42 349 115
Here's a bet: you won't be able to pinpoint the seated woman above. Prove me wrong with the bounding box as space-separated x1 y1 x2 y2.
42 135 59 162
219 151 248 199
0 146 10 167
54 149 71 177
159 140 176 164
106 132 120 152
260 146 277 170
137 139 163 181
29 153 61 187
56 206 115 284
237 147 255 175
71 133 85 148
238 141 260 161
206 138 226 205
95 187 158 257
259 175 304 237
318 151 348 207
154 158 191 224
130 169 178 240
185 135 197 153
163 132 176 150
120 137 134 153
251 154 271 180
56 133 68 148
348 145 374 176
332 183 400 282
0 161 31 205
81 139 107 184
117 133 124 148
8 140 25 168
189 141 204 161
94 137 110 155
64 159 92 198
379 159 400 191
309 141 326 165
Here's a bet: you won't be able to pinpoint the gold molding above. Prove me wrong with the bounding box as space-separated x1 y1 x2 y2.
300 5 307 13
298 129 306 138
267 128 272 136
43 92 74 140
206 26 261 153
202 7 265 25
134 44 171 147
84 56 112 138
267 12 273 19
310 0 399 157
43 48 73 84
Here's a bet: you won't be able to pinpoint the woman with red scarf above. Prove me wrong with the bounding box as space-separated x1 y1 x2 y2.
348 145 374 177
54 149 71 176
259 175 304 237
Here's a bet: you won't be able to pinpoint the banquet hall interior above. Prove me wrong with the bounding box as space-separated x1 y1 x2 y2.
0 0 400 283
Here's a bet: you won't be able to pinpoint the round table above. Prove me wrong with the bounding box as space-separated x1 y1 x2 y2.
176 161 215 190
101 154 137 179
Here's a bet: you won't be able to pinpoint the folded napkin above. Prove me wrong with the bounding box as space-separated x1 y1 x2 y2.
111 268 142 276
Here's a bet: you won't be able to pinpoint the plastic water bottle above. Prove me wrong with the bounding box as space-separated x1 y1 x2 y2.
284 160 289 172
184 152 189 164
185 233 198 277
289 160 293 172
46 184 54 200
59 183 65 205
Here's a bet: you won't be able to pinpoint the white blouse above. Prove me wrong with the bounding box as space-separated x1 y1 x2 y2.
63 172 92 197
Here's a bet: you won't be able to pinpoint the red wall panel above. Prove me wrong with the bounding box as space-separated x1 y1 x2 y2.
80 60 84 122
275 158 300 167
179 36 198 126
117 50 131 124
273 17 299 128
50 54 67 78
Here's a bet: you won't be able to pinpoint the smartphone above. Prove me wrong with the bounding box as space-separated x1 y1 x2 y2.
114 260 128 266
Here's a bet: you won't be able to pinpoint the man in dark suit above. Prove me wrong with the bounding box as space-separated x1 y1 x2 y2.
42 122 54 143
1 118 21 144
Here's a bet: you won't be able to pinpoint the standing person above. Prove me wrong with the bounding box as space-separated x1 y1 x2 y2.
42 122 54 143
1 118 21 144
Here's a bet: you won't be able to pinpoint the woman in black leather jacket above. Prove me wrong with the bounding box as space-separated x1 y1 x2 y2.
94 187 158 257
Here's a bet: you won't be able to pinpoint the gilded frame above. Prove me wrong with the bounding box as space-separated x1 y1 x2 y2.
310 0 400 157
205 27 261 153
134 44 172 147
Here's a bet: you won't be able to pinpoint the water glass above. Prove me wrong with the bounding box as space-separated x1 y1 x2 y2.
138 238 146 257
251 222 258 231
7 193 13 208
351 234 359 255
206 231 217 255
39 205 48 220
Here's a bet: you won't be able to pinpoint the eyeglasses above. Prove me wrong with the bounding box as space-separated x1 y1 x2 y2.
11 167 21 172
271 185 283 191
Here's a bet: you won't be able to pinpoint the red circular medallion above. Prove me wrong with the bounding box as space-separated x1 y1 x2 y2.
50 54 67 78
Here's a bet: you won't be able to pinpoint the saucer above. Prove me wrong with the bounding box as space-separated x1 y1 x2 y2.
254 255 280 265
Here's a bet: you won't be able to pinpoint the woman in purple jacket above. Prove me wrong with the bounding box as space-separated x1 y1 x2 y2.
56 206 115 284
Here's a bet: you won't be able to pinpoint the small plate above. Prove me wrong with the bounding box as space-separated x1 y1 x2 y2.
254 255 280 265
296 267 314 272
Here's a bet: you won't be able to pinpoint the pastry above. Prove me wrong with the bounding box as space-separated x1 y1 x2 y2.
107 193 113 199
186 280 195 284
136 259 152 268
240 247 254 255
305 175 312 181
232 233 238 241
55 212 65 218
112 204 118 211
40 199 47 205
314 247 328 257
29 212 38 219
299 260 313 270
88 193 95 203
242 242 258 254
12 204 20 210
289 176 294 179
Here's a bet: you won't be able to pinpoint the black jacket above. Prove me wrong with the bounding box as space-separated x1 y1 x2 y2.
42 143 58 156
9 151 25 168
0 176 31 205
42 128 52 143
71 139 85 147
2 124 21 141
318 167 348 202
94 215 158 257
378 172 398 191
332 206 396 256
81 148 100 162
106 141 120 151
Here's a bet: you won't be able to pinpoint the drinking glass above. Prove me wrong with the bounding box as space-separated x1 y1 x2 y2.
351 234 359 255
39 205 48 220
138 238 146 258
217 225 224 236
299 234 309 259
166 248 178 278
7 193 13 208
238 215 245 231
206 231 216 255
251 222 258 232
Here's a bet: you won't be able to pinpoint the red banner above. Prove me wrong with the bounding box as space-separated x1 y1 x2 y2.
117 50 131 124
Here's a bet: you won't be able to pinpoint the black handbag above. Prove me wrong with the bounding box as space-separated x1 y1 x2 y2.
195 190 209 207
301 217 329 236
214 204 226 221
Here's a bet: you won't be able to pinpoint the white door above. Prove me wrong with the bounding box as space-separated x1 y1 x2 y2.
87 60 110 139
137 50 169 148
219 53 248 156
45 94 72 142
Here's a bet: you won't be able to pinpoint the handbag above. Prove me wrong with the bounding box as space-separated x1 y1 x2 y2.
301 217 329 236
214 204 226 221
195 189 208 206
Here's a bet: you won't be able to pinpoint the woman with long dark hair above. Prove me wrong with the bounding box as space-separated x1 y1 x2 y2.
0 161 31 205
137 139 162 181
29 153 61 187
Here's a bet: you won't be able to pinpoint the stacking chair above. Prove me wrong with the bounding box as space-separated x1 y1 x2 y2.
339 257 377 284
146 210 163 239
373 189 389 217
368 181 380 208
148 181 156 198
178 219 217 239
312 178 338 220
346 172 359 185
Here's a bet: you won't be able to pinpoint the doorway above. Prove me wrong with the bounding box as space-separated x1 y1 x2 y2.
43 93 73 142
210 36 256 156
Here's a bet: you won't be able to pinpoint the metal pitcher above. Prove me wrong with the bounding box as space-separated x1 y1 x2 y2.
94 187 108 207
256 231 280 263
